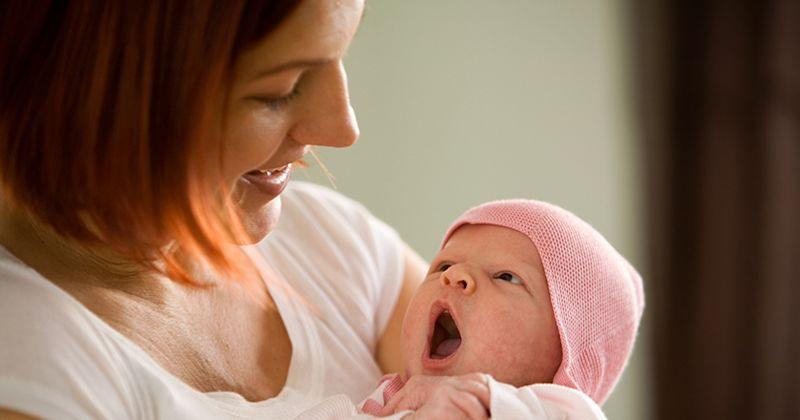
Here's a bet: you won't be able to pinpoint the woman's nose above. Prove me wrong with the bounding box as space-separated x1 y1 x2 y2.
440 266 477 295
290 61 359 148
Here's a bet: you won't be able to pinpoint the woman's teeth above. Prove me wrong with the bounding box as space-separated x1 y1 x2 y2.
251 164 289 176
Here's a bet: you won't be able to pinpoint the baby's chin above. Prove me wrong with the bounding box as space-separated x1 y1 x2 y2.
403 359 433 378
404 354 549 387
403 354 468 378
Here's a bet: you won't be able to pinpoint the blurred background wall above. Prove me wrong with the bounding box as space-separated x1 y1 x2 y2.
302 1 650 419
637 1 799 419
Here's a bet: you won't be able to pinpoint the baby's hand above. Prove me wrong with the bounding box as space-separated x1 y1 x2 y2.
378 373 490 420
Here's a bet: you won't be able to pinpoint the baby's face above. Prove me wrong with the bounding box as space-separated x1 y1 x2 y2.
401 224 562 387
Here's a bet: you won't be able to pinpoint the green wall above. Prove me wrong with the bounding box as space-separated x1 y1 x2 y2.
304 1 649 418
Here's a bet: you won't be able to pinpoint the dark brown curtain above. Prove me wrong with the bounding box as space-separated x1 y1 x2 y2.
635 0 800 419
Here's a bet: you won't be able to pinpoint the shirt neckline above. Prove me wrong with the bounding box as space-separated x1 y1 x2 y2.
0 242 322 410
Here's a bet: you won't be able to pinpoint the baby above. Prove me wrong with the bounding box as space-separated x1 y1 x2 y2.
361 199 644 418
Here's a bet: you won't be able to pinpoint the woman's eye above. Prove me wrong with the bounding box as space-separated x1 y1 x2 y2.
436 263 452 272
254 85 301 111
495 272 523 285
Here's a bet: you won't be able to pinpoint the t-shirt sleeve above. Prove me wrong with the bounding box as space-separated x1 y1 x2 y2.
486 375 607 419
362 206 406 343
0 272 138 419
262 181 407 351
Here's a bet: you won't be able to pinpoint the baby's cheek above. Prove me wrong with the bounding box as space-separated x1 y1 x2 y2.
467 311 547 385
400 299 427 342
481 335 542 386
399 313 425 373
400 319 412 341
504 324 561 385
463 331 521 382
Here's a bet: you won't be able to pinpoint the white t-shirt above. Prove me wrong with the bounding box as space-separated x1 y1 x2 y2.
0 181 406 419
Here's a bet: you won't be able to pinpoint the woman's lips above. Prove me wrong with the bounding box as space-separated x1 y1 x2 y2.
240 163 292 197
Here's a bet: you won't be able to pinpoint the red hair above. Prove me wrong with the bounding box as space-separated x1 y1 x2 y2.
0 0 301 283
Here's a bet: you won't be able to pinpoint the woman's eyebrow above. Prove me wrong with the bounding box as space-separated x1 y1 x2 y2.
252 58 333 80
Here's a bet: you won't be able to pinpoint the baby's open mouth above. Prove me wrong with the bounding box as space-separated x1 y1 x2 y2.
429 310 462 359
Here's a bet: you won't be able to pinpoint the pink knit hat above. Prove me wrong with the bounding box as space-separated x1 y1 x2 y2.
441 199 644 405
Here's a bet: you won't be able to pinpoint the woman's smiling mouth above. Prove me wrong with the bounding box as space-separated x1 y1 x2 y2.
240 163 293 196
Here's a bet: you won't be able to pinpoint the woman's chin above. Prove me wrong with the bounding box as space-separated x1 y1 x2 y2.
233 196 282 245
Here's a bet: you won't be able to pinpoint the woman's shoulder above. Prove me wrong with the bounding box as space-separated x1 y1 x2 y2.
0 248 94 336
259 181 406 351
275 181 401 260
0 249 139 418
279 180 376 227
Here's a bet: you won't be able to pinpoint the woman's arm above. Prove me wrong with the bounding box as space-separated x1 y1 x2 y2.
376 243 427 374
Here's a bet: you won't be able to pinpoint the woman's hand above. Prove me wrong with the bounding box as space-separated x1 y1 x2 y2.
378 373 490 419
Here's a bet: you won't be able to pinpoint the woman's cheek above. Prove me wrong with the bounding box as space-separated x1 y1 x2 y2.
223 109 290 175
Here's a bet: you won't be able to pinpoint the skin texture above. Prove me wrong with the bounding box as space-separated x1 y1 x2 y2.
401 224 563 388
222 0 362 240
379 373 491 419
0 0 429 415
377 244 429 374
223 0 426 382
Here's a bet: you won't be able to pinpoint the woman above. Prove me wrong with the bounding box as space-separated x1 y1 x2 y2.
0 0 428 417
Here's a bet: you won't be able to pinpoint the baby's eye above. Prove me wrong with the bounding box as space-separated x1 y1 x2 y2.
436 262 452 272
495 272 524 285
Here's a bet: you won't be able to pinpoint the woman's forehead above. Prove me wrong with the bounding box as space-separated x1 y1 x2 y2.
235 0 365 80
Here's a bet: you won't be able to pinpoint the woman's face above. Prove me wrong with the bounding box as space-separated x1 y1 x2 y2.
221 0 364 241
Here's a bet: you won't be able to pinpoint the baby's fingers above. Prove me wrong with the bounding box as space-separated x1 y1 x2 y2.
377 387 412 416
412 389 488 420
449 391 489 420
378 374 490 416
449 374 490 409
377 376 436 416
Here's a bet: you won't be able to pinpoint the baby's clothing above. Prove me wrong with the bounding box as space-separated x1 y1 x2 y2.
444 200 645 404
359 374 406 415
357 373 607 419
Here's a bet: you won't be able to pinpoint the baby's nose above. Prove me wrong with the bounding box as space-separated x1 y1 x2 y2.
440 266 476 295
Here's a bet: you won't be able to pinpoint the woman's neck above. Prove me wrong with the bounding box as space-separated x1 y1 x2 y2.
0 203 168 293
0 204 289 399
0 202 270 306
